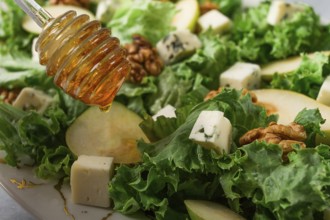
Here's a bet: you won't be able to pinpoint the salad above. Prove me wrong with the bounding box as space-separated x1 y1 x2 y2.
2 0 330 219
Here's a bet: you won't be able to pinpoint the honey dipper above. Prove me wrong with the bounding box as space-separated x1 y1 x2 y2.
14 0 131 110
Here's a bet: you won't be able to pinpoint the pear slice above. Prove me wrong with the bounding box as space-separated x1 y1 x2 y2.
254 89 330 144
261 51 330 81
66 102 149 164
171 0 200 31
184 200 245 220
22 5 96 34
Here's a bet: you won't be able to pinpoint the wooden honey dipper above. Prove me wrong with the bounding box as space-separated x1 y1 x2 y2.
14 0 131 110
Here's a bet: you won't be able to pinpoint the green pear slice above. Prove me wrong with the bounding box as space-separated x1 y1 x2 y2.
171 0 200 31
261 51 330 81
22 5 96 34
254 89 330 144
184 200 245 220
66 102 148 164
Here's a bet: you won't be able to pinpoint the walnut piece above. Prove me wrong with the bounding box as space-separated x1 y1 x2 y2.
0 88 20 104
239 122 307 160
204 87 258 103
125 34 164 84
200 1 219 15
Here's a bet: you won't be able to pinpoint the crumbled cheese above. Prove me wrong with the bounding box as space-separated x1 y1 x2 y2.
156 30 201 64
198 9 231 34
189 110 232 154
152 105 177 120
219 62 261 90
12 87 53 114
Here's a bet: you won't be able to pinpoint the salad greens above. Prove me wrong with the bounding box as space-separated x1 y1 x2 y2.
0 0 34 56
2 0 330 219
0 92 86 179
111 90 330 220
230 2 323 63
271 53 330 99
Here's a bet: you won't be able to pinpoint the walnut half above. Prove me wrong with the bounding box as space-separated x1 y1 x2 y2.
239 122 307 160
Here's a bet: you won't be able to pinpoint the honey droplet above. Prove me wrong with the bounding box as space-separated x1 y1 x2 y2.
36 11 130 108
99 104 111 112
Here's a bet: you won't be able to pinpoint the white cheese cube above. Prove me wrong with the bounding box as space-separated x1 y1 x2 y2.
317 76 330 106
12 87 53 114
219 62 261 90
189 110 232 154
152 105 176 120
156 30 201 64
70 155 115 208
198 9 231 34
267 0 304 26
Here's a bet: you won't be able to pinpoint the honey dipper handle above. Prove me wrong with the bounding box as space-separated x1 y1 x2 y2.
14 0 52 27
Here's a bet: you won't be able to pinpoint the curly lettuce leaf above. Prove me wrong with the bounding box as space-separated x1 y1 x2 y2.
270 52 330 98
186 31 240 88
294 108 326 147
0 54 50 90
0 92 87 179
110 89 277 219
139 104 192 142
0 0 34 56
147 64 200 114
231 2 323 63
116 76 158 116
221 142 330 219
107 0 175 45
264 6 322 59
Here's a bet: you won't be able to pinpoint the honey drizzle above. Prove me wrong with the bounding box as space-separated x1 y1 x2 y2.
9 178 43 189
101 211 113 220
8 176 114 220
54 178 75 220
36 10 130 109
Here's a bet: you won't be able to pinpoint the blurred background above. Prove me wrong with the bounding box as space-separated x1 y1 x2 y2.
243 0 330 23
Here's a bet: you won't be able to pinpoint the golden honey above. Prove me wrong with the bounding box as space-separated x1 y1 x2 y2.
35 11 130 109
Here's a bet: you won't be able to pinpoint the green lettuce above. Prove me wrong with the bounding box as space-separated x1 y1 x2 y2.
0 0 35 56
107 0 176 45
186 31 240 89
0 91 87 179
270 53 330 98
147 64 201 114
0 54 49 90
230 2 323 63
110 88 330 219
116 76 158 116
110 89 277 219
221 142 330 220
294 108 325 147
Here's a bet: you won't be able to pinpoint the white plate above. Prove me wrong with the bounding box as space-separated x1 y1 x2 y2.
0 151 146 220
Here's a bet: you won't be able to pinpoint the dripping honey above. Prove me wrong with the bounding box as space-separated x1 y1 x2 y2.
35 11 130 109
